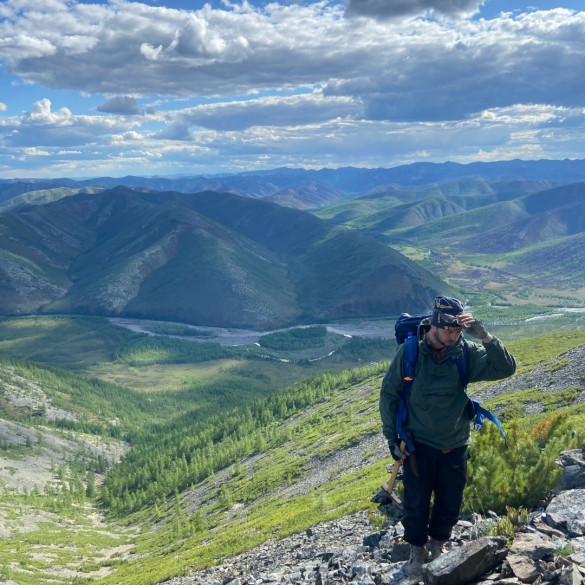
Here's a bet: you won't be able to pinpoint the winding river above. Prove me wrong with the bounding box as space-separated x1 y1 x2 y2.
109 307 585 347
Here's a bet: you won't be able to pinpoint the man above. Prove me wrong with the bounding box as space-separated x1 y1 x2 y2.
379 296 516 579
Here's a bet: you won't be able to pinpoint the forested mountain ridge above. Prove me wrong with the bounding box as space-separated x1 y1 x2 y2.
0 187 447 327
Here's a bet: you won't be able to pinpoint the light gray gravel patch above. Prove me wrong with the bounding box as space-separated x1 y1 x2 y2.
470 344 585 406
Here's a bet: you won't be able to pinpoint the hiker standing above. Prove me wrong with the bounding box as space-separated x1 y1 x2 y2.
379 296 516 579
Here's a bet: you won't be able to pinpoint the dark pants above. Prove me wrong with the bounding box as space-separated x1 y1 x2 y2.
402 442 468 547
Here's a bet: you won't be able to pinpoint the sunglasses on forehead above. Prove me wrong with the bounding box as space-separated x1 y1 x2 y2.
439 312 462 325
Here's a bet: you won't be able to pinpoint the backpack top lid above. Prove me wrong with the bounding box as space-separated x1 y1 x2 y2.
394 313 431 345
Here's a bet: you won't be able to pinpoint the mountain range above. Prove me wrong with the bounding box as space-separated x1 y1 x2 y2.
316 177 585 302
2 158 585 326
2 158 585 211
0 188 446 328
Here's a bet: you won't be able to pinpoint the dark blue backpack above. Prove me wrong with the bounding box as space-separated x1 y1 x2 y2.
395 313 508 453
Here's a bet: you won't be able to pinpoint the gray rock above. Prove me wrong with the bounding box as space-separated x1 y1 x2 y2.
390 541 410 563
558 563 582 585
355 575 375 585
547 489 585 536
559 449 585 490
509 532 556 561
422 537 508 585
351 562 371 577
559 466 585 491
315 564 328 585
559 449 585 468
568 550 585 566
362 530 387 547
505 556 545 583
544 511 568 529
531 516 566 539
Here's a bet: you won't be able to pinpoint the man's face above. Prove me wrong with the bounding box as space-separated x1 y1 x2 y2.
433 325 462 347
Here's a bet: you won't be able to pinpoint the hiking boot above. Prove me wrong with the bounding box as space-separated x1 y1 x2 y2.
405 545 429 579
429 538 446 561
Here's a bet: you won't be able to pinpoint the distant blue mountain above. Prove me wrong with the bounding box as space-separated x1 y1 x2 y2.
2 159 585 210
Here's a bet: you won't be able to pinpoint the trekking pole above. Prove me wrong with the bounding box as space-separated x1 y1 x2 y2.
382 440 406 504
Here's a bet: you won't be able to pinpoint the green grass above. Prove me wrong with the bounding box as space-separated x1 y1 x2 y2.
504 329 585 373
0 316 133 370
116 460 386 585
259 326 328 350
482 387 581 422
0 494 134 585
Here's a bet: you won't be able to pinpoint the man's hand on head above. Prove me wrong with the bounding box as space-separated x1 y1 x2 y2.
457 314 492 342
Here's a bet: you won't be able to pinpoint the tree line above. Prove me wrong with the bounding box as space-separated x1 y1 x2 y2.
100 364 384 516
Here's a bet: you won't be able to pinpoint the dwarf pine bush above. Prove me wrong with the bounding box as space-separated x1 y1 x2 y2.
464 412 579 515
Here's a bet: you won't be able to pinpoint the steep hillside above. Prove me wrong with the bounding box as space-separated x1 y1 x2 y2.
2 328 584 585
0 185 101 210
0 179 80 205
394 199 529 246
451 182 585 254
501 231 585 289
0 188 448 328
316 177 549 231
362 195 466 232
360 182 585 252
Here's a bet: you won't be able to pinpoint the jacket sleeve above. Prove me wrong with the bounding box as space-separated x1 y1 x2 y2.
468 336 516 383
379 345 405 447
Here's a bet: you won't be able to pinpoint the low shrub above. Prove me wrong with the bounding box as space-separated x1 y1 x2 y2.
465 412 580 515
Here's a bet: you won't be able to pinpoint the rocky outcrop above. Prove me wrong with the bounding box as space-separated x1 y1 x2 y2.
165 448 585 585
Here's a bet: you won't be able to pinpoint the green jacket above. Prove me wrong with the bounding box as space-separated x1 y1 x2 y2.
380 324 516 450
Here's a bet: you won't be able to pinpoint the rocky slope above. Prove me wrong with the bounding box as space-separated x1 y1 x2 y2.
163 450 585 585
162 344 585 585
0 360 129 496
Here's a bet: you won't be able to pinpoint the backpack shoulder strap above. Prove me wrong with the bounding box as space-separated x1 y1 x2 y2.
397 333 418 453
402 332 418 388
452 339 469 388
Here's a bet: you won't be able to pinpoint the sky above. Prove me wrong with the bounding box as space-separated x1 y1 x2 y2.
0 0 584 179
